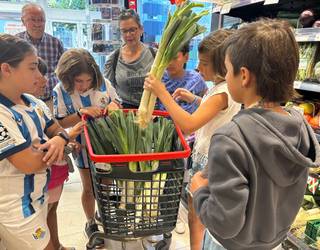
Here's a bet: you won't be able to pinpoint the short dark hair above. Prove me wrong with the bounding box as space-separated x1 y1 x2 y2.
0 34 36 69
38 57 48 75
198 29 235 79
56 49 103 94
119 9 142 27
224 19 299 102
180 43 190 55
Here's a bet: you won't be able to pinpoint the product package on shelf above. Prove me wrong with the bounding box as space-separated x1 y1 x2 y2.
297 43 319 82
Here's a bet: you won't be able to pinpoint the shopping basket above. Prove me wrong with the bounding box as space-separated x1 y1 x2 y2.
83 110 191 248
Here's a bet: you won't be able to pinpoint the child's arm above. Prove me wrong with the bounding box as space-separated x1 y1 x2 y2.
192 134 249 239
145 75 228 134
68 121 85 140
57 106 101 129
0 115 56 174
172 88 202 105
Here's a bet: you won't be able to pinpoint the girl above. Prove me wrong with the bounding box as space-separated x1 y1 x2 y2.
144 30 241 250
35 58 80 250
53 48 118 245
0 34 66 250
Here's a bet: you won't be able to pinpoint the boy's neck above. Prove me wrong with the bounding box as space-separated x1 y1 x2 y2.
168 69 185 79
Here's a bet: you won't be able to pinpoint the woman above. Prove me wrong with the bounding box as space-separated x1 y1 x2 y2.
104 9 156 108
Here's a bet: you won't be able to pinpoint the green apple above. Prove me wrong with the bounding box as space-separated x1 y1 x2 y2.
299 103 314 115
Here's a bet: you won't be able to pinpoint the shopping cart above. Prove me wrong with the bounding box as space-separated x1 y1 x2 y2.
83 110 191 250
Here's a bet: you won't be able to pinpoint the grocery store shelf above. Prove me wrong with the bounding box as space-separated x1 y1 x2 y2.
212 0 264 14
295 28 320 42
294 81 320 93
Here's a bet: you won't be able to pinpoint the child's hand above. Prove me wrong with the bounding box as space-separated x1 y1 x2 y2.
69 121 85 140
38 136 66 166
144 74 166 96
79 106 101 118
189 171 209 194
172 88 196 103
105 101 119 113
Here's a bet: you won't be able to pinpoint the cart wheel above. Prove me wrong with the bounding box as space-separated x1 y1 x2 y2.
155 233 172 250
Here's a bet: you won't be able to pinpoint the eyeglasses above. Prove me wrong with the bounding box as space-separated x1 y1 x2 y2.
120 27 138 35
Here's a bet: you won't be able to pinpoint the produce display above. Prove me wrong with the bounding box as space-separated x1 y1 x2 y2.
137 0 208 128
296 43 319 81
287 101 320 129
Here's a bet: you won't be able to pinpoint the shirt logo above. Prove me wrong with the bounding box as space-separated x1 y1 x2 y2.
0 122 16 154
32 227 46 240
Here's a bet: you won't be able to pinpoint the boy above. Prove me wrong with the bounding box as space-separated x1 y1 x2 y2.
191 19 320 250
158 43 207 113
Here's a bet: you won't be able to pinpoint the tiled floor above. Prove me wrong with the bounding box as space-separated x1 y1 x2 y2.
57 170 190 250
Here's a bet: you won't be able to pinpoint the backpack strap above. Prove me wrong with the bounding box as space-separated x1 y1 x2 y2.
149 46 156 58
112 48 121 75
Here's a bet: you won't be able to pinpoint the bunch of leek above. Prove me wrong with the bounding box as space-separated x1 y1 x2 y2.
87 110 176 220
137 0 208 128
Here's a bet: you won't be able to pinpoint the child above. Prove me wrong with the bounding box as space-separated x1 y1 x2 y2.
35 58 80 250
144 30 241 250
0 34 66 250
53 48 118 245
158 43 207 114
191 19 320 250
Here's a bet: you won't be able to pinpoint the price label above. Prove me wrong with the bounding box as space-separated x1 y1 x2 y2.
220 2 232 14
315 33 320 41
294 81 302 89
264 0 279 5
296 35 309 42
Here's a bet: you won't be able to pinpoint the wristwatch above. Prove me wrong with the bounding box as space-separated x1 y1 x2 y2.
57 131 70 145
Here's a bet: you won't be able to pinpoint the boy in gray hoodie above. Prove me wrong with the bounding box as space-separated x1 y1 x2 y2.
191 19 320 250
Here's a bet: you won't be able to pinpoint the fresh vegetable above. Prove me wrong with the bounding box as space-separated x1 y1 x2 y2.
137 0 208 128
88 110 176 221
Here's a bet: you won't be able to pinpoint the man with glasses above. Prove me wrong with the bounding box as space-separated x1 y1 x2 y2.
17 3 64 110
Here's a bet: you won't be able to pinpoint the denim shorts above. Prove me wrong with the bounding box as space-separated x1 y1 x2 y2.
202 230 226 250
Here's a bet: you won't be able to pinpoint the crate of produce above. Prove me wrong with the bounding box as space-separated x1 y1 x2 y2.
83 109 191 241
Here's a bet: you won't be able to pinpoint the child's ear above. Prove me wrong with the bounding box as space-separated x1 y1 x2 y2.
0 63 12 77
239 67 252 88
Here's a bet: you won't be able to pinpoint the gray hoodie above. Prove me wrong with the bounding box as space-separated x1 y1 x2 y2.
193 108 320 250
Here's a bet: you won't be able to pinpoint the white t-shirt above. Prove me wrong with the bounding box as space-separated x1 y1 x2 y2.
0 94 52 222
192 82 241 165
53 79 116 167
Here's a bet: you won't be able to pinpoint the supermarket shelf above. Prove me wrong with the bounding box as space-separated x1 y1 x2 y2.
92 19 118 24
294 81 320 93
212 0 264 14
295 28 320 42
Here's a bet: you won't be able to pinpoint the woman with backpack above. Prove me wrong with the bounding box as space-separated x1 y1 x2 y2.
104 9 156 109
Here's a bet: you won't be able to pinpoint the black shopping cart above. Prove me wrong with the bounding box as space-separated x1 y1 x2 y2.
83 110 191 250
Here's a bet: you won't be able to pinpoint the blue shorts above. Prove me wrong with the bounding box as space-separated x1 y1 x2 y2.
202 230 226 250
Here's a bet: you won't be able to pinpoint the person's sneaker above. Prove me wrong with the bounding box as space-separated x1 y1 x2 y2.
85 220 104 246
174 218 186 234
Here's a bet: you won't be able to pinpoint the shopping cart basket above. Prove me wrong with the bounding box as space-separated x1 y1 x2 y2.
83 110 191 249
